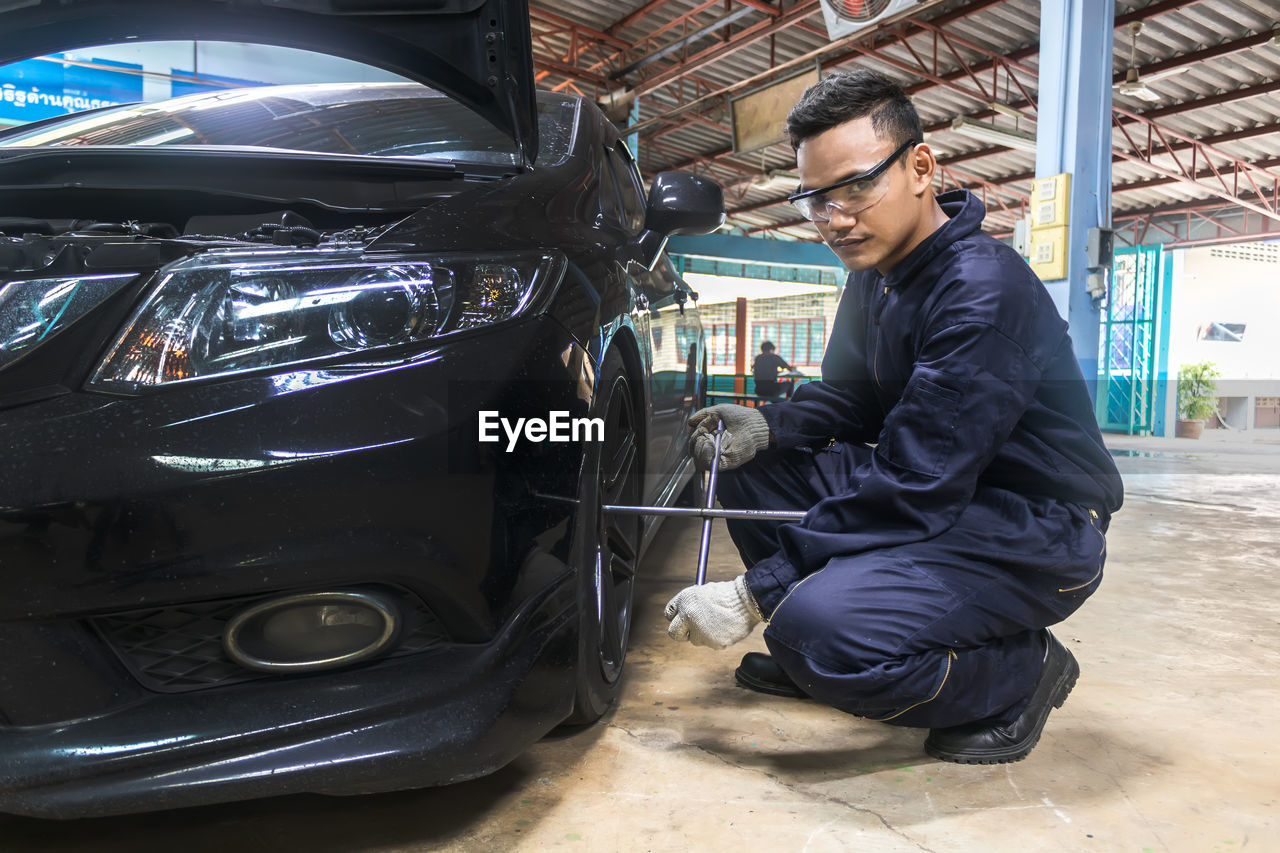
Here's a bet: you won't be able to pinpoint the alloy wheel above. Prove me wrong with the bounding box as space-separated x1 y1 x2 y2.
592 372 640 683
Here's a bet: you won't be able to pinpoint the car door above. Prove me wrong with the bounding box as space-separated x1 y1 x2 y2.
603 141 700 491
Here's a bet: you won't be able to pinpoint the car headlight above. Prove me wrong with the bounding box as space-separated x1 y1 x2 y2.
0 273 138 370
88 249 563 392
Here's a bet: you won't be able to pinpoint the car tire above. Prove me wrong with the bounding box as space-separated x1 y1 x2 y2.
563 349 642 725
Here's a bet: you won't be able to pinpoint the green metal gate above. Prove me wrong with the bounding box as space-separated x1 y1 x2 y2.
1097 244 1162 434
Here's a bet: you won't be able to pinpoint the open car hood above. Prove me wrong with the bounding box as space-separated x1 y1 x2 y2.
0 0 539 165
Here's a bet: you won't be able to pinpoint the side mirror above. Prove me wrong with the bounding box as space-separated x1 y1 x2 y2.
639 171 725 269
644 172 725 236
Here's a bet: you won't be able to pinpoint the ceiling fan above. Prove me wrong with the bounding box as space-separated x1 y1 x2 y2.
1115 21 1190 102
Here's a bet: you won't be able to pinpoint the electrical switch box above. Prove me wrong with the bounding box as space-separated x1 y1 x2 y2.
1013 215 1032 258
1086 227 1114 269
1030 173 1071 231
1029 226 1068 281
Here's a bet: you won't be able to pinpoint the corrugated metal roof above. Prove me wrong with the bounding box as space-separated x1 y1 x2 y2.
529 0 1280 246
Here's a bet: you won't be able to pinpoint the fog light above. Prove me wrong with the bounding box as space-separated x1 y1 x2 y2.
223 591 399 672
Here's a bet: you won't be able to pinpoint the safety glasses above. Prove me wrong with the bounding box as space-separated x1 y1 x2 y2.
788 138 919 223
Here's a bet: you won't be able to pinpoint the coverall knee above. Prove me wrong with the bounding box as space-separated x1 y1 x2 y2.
717 443 1106 728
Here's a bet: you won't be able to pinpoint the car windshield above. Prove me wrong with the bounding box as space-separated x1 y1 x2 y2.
0 82 534 167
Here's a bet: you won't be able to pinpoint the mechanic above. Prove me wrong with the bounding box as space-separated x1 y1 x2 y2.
663 69 1124 764
751 341 794 400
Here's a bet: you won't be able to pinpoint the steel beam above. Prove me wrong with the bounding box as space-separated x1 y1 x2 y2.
538 0 1213 140
717 115 1280 222
735 0 781 16
532 57 614 89
925 121 1280 182
627 0 823 100
1127 197 1276 218
530 7 631 51
532 0 1278 252
625 0 996 136
627 3 1258 173
1109 29 1279 87
612 5 760 79
643 0 725 42
607 0 680 36
1111 105 1280 222
1112 203 1277 249
1123 80 1280 124
1115 156 1280 196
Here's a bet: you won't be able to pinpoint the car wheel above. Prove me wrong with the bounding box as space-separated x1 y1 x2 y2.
564 349 642 725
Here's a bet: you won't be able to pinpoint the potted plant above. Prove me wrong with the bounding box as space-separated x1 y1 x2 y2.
1175 361 1220 439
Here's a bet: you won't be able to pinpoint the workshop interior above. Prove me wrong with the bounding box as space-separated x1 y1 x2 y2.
0 0 1276 848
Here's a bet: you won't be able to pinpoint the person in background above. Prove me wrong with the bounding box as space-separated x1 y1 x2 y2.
751 341 794 401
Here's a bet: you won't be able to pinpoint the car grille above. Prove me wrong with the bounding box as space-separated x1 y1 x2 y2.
90 587 449 693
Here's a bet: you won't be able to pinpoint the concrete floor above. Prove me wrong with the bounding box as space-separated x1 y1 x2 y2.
3 432 1278 852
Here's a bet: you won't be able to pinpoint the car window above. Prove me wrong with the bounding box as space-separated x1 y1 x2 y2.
597 146 623 228
608 143 646 234
535 95 577 168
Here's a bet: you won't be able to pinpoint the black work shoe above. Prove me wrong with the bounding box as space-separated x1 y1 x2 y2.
923 631 1079 765
735 652 809 699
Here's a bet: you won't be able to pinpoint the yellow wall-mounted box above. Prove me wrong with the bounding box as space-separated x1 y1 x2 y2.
1029 226 1068 281
1031 173 1071 230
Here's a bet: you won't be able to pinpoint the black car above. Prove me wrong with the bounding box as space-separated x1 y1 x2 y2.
0 0 722 818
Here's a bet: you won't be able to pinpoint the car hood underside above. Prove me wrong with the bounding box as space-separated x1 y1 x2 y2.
0 0 540 165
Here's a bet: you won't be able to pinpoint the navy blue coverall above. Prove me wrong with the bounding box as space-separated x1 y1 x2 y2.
718 189 1124 729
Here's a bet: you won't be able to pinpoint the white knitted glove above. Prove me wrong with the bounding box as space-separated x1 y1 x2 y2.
664 575 764 649
688 404 771 471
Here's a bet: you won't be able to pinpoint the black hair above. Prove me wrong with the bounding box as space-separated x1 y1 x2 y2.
785 68 923 151
760 341 775 352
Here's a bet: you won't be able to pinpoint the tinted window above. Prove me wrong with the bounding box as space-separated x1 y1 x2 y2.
597 146 622 227
609 143 646 234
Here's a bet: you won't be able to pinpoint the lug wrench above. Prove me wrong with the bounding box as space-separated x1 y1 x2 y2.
535 417 806 585
694 421 725 584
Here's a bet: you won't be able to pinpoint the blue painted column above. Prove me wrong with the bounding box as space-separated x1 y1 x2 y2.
1036 0 1115 402
626 97 640 160
1154 248 1178 436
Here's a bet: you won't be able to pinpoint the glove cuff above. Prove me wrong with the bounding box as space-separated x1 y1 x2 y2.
739 408 772 453
734 574 764 625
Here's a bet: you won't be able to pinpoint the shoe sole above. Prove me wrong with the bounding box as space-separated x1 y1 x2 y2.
734 668 809 699
924 649 1080 765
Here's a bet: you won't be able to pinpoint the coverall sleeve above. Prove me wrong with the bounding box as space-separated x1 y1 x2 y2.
759 377 878 447
757 279 881 448
745 318 1048 616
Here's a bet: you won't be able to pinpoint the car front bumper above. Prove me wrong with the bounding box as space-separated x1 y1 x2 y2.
0 575 577 818
0 315 595 817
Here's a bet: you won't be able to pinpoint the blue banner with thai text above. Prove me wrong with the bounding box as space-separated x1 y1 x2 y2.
0 54 143 126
